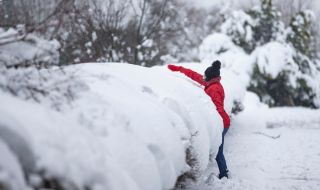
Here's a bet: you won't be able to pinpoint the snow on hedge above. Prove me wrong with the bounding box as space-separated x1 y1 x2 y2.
0 27 60 67
0 62 245 190
0 139 29 190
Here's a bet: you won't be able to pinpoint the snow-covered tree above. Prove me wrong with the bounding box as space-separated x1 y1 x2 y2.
124 0 174 66
55 0 188 66
214 0 320 108
162 5 222 63
220 10 255 53
248 0 285 45
287 10 314 57
247 36 320 107
219 0 287 53
0 27 60 68
57 0 130 64
247 41 320 107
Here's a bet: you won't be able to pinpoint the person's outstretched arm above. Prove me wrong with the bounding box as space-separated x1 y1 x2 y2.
167 64 205 86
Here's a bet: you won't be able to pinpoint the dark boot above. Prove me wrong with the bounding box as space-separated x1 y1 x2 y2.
218 170 229 179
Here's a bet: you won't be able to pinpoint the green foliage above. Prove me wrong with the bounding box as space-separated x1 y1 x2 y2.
231 100 244 115
293 54 312 74
247 0 283 45
174 146 198 188
222 0 286 54
287 11 313 57
294 78 316 107
220 10 256 53
249 61 317 108
234 0 320 108
249 65 295 107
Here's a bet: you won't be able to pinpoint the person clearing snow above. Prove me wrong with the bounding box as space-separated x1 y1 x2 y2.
167 61 231 179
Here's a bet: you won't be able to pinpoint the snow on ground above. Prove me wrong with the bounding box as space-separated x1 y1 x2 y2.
0 62 244 190
177 91 320 190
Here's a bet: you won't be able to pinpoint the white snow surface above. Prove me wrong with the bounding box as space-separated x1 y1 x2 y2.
252 42 296 78
0 62 242 190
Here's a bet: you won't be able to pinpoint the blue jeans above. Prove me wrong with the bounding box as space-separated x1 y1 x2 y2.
216 127 229 175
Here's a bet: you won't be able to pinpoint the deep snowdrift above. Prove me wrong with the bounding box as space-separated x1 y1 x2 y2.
0 62 245 190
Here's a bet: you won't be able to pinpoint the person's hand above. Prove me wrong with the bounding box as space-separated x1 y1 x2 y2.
167 64 181 72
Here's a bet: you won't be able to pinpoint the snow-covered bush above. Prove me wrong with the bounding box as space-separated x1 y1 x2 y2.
202 0 320 108
0 27 87 110
0 139 29 190
247 6 320 108
220 10 255 53
0 67 86 110
0 27 60 68
287 10 315 57
247 0 286 45
0 62 246 190
248 42 320 107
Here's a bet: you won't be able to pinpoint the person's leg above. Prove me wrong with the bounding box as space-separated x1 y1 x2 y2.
220 128 229 173
216 128 229 178
216 143 224 174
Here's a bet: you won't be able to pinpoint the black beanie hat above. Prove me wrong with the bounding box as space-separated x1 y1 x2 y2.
204 60 221 82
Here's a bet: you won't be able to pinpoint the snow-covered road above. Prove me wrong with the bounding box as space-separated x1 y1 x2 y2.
179 92 320 190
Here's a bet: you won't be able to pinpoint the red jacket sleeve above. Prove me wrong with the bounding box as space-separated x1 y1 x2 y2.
179 67 206 86
210 91 230 128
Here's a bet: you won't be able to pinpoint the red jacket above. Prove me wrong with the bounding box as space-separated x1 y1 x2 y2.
179 67 230 128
